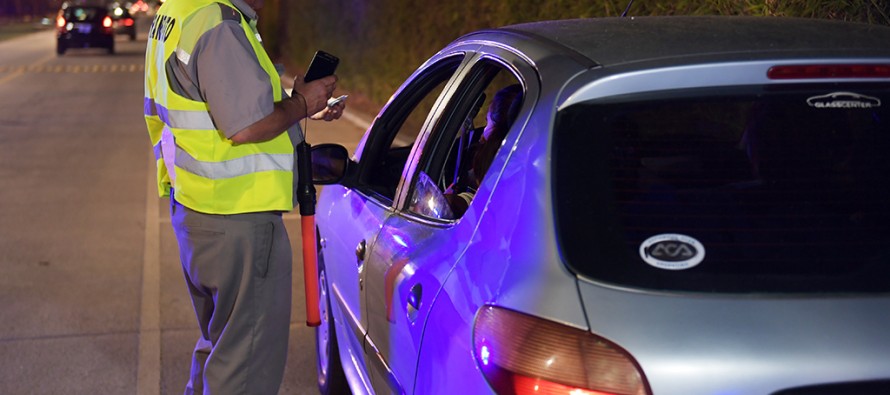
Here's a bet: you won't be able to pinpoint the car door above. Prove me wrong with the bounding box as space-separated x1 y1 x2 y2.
361 51 533 394
318 53 470 394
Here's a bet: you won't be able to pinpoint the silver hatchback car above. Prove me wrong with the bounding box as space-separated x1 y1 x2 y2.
309 16 890 395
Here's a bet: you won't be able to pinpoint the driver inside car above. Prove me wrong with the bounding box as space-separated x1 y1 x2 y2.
445 84 523 217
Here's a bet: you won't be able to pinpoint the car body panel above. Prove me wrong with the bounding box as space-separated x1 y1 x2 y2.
364 209 474 393
319 47 474 394
316 185 386 394
577 281 890 394
342 36 600 393
501 17 890 68
360 49 486 394
314 16 890 395
410 48 593 393
560 59 890 109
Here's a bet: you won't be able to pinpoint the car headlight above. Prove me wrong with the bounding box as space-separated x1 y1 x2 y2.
473 305 650 395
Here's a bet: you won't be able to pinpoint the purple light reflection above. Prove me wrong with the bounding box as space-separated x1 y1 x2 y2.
392 234 408 248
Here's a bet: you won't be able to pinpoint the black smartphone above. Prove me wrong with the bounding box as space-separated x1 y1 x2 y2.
303 50 339 83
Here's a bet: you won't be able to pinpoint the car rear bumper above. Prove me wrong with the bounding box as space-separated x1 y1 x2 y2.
58 33 113 48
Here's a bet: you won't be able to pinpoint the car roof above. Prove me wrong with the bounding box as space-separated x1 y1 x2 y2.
488 17 890 69
61 1 111 9
62 4 109 11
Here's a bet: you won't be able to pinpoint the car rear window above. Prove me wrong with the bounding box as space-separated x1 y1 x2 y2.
554 84 890 293
64 7 106 23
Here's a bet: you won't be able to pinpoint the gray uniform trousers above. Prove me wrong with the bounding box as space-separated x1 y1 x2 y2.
170 198 292 395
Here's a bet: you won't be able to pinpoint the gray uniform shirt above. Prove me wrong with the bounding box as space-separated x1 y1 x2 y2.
167 0 303 206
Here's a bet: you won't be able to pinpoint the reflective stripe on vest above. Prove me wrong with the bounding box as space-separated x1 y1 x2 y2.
160 126 177 184
157 104 215 131
145 97 215 130
146 98 291 179
150 131 291 179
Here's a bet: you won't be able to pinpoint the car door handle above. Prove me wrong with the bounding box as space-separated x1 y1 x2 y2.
406 283 422 323
355 239 366 263
356 240 367 290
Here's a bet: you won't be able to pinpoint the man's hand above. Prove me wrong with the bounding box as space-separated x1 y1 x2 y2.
292 74 338 117
311 101 345 121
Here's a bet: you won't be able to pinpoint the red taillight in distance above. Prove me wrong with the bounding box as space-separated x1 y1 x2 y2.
124 18 135 27
473 306 651 395
102 15 114 34
56 15 67 32
767 64 890 79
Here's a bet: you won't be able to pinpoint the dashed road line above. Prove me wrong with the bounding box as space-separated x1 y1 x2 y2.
0 53 56 85
0 64 144 74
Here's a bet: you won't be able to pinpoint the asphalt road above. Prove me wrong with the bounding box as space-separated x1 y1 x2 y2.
0 23 368 395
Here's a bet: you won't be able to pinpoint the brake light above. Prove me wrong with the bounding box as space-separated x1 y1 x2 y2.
513 376 615 395
124 18 135 27
103 16 113 28
767 64 890 79
56 16 66 28
474 306 650 395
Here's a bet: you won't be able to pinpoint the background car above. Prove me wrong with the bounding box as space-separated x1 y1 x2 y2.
309 16 890 395
109 6 136 41
55 3 114 55
128 0 151 16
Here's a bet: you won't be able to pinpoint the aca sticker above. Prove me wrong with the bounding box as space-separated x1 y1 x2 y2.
639 234 705 270
806 92 881 109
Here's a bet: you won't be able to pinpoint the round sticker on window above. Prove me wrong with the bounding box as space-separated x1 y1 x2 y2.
639 234 705 270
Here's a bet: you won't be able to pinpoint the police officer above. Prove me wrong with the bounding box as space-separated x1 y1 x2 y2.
143 0 343 393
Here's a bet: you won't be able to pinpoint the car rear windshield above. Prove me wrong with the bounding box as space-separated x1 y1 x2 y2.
64 7 106 23
554 84 890 293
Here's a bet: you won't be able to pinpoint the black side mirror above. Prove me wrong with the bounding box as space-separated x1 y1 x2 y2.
311 143 349 185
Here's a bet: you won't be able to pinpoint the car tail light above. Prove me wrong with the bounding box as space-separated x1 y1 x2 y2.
124 18 135 27
767 64 890 79
56 16 66 29
474 306 650 395
102 16 114 34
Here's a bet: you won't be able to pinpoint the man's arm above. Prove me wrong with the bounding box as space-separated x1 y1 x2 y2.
180 11 340 145
230 75 338 144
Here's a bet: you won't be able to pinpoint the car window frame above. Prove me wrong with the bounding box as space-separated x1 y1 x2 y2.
402 59 522 222
395 51 538 225
351 54 471 208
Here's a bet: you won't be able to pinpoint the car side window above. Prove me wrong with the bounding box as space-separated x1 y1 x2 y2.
356 57 464 204
406 60 524 221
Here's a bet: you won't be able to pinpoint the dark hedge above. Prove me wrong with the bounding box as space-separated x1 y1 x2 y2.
259 0 890 110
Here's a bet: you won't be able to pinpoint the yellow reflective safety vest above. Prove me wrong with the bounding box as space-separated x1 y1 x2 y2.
144 0 293 214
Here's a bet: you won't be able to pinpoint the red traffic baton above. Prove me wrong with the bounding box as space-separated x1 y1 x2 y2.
296 141 321 327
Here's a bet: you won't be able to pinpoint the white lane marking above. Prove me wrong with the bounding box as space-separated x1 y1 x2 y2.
0 53 55 85
0 68 24 85
137 151 161 395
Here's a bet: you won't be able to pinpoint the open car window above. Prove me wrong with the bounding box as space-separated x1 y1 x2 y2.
355 56 464 204
406 59 524 221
